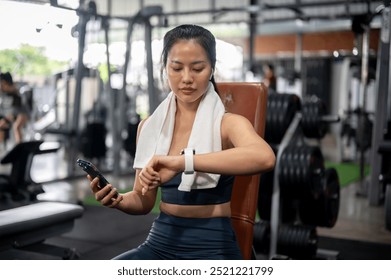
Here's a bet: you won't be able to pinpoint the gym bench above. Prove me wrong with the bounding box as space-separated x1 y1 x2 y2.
0 140 84 259
0 201 83 259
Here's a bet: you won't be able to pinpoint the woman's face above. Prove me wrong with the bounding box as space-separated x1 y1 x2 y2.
165 39 212 105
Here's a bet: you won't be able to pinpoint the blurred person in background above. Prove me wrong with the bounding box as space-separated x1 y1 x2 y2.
262 64 277 93
0 72 29 144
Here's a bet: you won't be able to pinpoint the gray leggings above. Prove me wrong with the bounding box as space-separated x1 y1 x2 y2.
113 212 243 260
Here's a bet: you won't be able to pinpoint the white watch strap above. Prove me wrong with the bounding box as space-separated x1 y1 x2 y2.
183 148 195 175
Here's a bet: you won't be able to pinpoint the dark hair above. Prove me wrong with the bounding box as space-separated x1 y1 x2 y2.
161 24 218 91
0 72 13 85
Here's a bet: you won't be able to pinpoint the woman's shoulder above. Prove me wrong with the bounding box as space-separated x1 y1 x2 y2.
222 112 250 125
221 112 253 147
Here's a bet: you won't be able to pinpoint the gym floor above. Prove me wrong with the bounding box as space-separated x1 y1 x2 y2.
0 137 390 260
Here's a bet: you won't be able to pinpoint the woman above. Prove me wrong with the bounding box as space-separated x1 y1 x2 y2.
262 64 277 92
88 24 275 260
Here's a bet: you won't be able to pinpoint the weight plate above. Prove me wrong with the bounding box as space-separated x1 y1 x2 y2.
265 93 300 144
257 192 272 221
253 221 270 254
277 224 318 259
301 97 327 139
298 167 340 228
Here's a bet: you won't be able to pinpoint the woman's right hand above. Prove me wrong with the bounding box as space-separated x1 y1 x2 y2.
88 175 123 208
139 155 183 195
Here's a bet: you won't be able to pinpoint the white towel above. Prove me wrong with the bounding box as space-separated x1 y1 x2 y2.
133 82 225 192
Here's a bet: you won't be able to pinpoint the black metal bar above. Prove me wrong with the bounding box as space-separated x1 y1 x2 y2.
248 0 257 72
113 18 134 175
369 6 391 205
48 0 382 28
152 12 381 29
68 11 90 176
321 115 341 123
263 0 378 10
144 18 158 113
378 141 391 153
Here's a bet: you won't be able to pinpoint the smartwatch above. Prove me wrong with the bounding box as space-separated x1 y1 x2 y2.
180 148 195 175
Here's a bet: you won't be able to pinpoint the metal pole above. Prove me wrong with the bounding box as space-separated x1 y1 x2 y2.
269 113 302 258
248 0 257 72
113 19 135 175
69 11 90 176
295 32 303 97
103 17 117 171
369 7 390 205
64 70 71 131
103 19 113 91
144 18 157 113
72 9 89 132
358 23 370 193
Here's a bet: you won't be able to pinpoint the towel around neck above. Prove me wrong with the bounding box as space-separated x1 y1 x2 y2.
133 82 226 192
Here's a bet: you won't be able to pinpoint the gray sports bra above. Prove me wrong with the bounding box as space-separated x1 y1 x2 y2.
160 173 234 205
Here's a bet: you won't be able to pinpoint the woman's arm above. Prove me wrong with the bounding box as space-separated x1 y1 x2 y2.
194 113 275 175
90 118 160 215
143 113 275 183
115 169 159 214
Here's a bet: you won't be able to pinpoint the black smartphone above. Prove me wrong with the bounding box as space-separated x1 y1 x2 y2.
76 159 118 197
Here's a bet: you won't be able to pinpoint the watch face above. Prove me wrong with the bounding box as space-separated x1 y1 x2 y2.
180 148 195 155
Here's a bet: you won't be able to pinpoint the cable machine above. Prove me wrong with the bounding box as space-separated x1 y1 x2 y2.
46 1 162 176
368 2 391 230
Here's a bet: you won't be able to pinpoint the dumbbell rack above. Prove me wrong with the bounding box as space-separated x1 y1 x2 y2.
260 93 341 259
268 112 340 259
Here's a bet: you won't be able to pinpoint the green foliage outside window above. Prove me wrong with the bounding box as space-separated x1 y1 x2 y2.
0 44 68 78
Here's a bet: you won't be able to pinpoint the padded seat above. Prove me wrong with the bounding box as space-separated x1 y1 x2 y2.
0 202 83 237
0 202 83 255
216 82 268 260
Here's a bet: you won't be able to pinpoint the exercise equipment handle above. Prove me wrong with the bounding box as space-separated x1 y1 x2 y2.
321 115 340 123
378 141 391 154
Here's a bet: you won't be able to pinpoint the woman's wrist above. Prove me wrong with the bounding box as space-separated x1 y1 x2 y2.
180 148 195 174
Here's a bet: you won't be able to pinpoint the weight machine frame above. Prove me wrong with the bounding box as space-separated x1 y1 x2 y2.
369 5 391 206
269 112 303 258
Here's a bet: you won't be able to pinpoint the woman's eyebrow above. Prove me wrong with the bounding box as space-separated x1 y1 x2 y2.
169 60 207 65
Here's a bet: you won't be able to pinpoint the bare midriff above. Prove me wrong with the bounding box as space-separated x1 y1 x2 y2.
160 201 231 218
